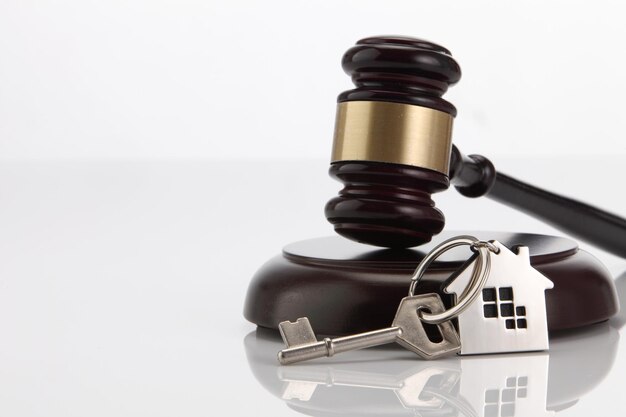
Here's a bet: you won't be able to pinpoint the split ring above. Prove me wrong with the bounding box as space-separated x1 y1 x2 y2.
408 235 498 324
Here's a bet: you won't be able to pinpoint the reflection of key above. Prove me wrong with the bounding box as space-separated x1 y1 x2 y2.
278 293 460 365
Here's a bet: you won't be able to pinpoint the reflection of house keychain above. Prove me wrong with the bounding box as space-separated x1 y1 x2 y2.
277 236 554 364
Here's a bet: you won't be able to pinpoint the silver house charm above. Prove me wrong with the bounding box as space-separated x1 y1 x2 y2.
444 241 554 355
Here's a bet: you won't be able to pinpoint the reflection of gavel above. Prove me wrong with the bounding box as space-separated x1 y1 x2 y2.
325 36 626 257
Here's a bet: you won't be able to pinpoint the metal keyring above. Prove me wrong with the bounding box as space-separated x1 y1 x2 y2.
408 235 499 324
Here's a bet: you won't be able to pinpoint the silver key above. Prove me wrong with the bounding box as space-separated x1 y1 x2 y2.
277 293 460 365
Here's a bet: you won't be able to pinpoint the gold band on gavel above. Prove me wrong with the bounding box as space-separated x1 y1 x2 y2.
331 101 454 175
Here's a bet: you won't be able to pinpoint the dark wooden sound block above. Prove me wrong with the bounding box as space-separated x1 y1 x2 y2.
244 231 618 335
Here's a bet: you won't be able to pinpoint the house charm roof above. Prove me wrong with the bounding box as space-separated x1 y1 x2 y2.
444 241 554 355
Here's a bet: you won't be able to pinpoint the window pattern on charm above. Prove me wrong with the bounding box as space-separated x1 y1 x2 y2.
482 287 527 330
484 376 528 417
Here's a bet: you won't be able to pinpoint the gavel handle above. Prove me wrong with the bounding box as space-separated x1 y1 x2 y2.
449 146 626 258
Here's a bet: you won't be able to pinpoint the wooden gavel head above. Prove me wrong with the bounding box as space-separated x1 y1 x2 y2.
325 36 462 248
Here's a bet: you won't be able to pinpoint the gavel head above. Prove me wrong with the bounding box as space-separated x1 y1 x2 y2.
325 36 462 248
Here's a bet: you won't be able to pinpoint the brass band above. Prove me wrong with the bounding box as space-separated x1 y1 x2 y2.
331 101 454 175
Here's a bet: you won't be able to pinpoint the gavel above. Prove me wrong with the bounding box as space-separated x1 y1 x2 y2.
243 35 621 335
325 36 626 258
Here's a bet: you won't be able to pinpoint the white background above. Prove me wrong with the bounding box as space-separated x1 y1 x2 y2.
1 0 626 159
1 2 626 417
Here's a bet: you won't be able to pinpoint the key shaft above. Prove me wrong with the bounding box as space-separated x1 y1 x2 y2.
278 326 401 365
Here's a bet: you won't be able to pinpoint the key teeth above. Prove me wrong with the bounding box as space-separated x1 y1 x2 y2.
279 317 318 348
392 294 462 359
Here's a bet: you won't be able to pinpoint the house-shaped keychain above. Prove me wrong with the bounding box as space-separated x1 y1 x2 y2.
445 241 554 355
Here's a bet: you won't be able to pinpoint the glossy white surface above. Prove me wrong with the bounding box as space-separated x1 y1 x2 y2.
0 158 624 416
